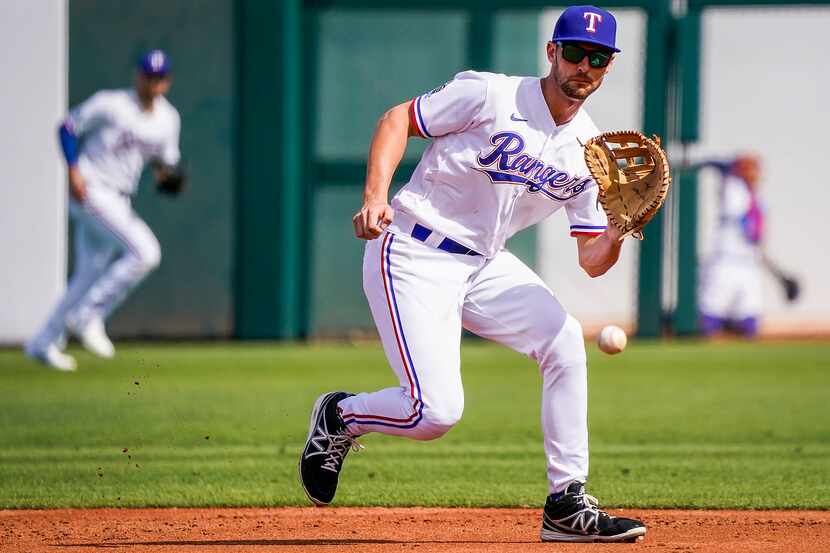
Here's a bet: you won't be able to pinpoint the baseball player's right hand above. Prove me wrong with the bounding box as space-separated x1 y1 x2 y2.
353 200 394 240
67 166 87 203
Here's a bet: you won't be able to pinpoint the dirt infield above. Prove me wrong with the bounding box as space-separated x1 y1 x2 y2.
1 507 828 552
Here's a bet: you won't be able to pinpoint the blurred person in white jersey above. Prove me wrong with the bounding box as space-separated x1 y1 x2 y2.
25 50 182 371
698 155 799 338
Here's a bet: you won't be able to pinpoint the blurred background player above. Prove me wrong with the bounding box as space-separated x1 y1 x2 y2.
24 50 182 371
698 155 799 338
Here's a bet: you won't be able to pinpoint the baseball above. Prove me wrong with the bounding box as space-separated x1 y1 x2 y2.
598 325 627 355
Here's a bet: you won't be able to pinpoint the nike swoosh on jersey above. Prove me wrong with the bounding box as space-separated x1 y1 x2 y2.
510 113 529 122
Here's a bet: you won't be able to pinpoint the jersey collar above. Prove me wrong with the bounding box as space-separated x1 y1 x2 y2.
530 78 584 138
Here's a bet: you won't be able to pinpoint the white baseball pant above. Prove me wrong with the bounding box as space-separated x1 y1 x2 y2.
28 185 160 349
338 230 588 494
699 256 763 320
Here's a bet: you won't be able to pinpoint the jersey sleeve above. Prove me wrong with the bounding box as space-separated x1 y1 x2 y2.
65 91 112 136
159 110 181 166
408 71 489 138
566 182 608 237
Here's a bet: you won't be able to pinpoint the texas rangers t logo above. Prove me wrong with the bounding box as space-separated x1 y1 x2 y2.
584 12 602 33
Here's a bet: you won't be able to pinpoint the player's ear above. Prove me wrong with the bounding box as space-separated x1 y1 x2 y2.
605 54 617 73
546 41 556 64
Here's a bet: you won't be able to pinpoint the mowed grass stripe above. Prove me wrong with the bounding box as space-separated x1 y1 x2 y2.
2 442 829 460
0 341 828 508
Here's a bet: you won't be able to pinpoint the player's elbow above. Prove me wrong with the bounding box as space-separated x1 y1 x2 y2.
579 259 608 278
377 101 416 137
378 102 408 126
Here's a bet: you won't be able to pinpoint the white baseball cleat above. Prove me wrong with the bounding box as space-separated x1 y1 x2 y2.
24 343 77 372
68 318 115 359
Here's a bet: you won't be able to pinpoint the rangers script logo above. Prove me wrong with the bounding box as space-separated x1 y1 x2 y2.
476 131 592 201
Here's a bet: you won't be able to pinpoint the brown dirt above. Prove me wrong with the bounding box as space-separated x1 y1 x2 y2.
1 507 828 552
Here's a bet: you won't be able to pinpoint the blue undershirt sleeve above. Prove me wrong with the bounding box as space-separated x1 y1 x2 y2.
58 122 79 166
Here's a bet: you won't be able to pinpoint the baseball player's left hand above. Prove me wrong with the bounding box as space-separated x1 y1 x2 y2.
152 162 187 195
353 200 394 240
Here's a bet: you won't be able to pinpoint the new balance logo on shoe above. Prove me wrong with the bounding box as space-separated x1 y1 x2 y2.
308 426 329 454
540 482 645 543
548 507 599 534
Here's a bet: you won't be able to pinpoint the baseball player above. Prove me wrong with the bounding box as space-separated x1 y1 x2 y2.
300 6 646 543
698 156 797 337
24 50 184 371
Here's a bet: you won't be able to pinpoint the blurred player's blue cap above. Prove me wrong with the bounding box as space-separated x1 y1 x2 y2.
138 50 171 77
552 5 620 52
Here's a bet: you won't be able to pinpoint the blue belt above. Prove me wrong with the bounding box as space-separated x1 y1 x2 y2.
411 223 481 256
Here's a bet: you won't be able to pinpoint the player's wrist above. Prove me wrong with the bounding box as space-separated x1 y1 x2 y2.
604 225 623 242
363 195 389 206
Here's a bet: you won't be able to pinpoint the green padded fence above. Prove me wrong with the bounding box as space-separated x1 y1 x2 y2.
304 7 544 335
69 0 236 338
68 0 681 339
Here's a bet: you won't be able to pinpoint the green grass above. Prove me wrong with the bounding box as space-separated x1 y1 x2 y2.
0 340 828 509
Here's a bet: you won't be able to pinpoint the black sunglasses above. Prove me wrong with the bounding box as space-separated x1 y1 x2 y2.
559 43 613 69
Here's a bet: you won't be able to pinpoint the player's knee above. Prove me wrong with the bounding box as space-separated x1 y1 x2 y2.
417 401 464 440
538 315 586 369
135 239 161 272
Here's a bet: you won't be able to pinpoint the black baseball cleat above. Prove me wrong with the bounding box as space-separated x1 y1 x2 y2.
299 391 362 506
540 482 646 543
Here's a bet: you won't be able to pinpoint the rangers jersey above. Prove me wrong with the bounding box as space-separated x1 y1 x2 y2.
388 70 607 258
66 89 181 196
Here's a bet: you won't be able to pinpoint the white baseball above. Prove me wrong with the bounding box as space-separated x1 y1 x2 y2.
598 325 627 355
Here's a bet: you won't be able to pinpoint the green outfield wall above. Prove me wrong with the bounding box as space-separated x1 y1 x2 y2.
305 8 541 335
68 1 542 339
69 0 236 337
67 0 688 339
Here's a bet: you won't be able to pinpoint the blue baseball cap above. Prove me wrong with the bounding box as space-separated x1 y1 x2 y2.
138 49 171 77
552 6 620 53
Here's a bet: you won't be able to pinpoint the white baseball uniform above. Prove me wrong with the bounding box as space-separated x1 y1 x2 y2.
337 71 608 494
699 172 763 320
28 89 180 350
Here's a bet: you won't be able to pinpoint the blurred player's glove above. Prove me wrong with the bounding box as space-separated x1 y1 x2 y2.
763 258 801 304
155 164 187 196
583 131 672 240
781 275 801 303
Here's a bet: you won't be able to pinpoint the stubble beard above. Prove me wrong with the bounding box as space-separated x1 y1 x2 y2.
560 80 597 100
554 58 600 100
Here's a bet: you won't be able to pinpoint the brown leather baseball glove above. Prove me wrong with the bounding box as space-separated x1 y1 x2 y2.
583 131 671 240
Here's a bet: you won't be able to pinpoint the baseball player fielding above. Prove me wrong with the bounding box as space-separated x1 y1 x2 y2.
24 50 182 371
300 6 655 543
